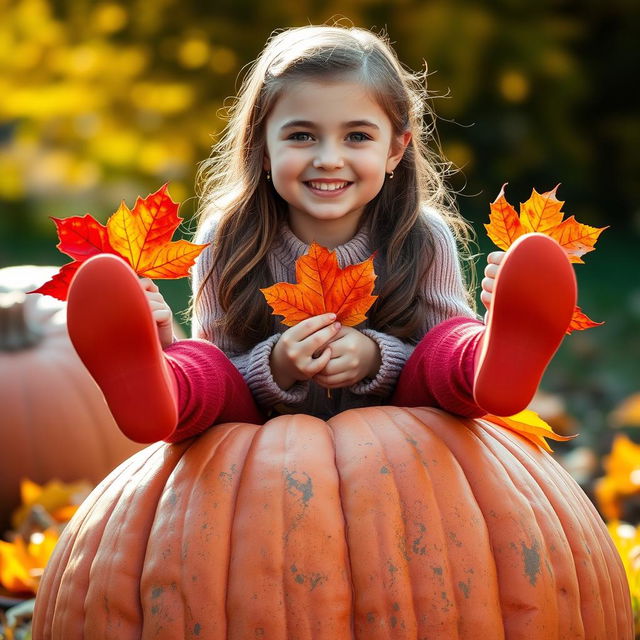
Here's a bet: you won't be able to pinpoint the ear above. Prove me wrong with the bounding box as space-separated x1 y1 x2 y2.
386 131 412 173
263 154 271 171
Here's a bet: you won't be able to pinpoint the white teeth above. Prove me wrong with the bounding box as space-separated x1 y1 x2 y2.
308 181 348 191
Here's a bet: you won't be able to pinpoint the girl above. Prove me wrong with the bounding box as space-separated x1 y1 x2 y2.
66 24 576 444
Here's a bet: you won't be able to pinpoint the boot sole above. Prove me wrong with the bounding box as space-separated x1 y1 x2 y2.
473 233 576 417
67 254 177 442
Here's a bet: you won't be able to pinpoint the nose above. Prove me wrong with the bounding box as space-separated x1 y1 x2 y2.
312 141 344 170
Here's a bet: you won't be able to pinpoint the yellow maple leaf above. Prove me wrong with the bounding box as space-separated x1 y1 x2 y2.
482 409 576 453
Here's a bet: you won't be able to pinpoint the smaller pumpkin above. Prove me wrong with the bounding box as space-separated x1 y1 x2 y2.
0 265 144 533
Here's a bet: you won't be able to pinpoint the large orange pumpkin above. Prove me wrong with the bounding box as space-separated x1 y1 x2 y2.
0 266 144 532
32 406 632 639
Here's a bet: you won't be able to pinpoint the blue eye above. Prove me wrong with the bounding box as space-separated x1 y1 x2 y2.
347 132 371 142
289 132 313 141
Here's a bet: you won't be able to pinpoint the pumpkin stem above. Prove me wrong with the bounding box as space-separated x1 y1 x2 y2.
0 291 43 351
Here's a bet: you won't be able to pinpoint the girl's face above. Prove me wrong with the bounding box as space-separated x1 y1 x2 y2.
263 77 410 246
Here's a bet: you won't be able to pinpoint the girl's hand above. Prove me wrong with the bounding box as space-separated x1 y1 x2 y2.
313 327 381 389
270 314 342 390
139 278 175 349
481 251 506 311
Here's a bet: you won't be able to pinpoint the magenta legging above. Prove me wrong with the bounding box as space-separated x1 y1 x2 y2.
163 316 485 443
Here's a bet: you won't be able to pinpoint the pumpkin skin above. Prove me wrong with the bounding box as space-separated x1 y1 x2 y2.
0 265 144 531
32 406 633 639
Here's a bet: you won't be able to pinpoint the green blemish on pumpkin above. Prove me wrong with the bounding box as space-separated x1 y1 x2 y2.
392 602 400 611
380 466 390 474
284 469 313 505
458 580 470 599
390 616 397 628
448 531 462 547
521 539 541 585
151 586 163 599
193 623 201 636
309 573 326 590
295 574 304 584
412 522 427 555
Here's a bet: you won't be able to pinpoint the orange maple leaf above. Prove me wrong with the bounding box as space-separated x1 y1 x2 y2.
485 184 606 332
260 242 377 326
30 185 209 300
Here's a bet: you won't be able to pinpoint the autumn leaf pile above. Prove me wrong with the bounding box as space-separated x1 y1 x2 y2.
0 479 92 595
32 185 208 301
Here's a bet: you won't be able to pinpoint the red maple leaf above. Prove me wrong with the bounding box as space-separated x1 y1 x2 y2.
30 185 208 301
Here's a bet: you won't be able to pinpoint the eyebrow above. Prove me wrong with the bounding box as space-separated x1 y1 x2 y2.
280 119 380 131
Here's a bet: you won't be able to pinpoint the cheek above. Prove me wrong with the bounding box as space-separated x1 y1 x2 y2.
271 149 307 177
357 147 390 173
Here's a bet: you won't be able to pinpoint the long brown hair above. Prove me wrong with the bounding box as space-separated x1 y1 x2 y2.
194 24 475 349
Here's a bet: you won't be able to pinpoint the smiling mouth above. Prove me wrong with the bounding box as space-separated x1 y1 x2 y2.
305 181 352 192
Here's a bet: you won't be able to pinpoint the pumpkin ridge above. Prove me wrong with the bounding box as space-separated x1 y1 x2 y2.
83 441 191 637
478 421 622 634
381 405 505 638
474 420 596 628
202 423 256 638
472 419 585 636
331 408 421 637
323 417 358 636
144 422 256 638
371 405 469 638
413 408 560 636
49 444 165 638
357 407 424 636
479 421 632 638
32 448 147 638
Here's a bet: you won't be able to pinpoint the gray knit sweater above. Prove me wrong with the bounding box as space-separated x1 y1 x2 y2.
191 210 476 419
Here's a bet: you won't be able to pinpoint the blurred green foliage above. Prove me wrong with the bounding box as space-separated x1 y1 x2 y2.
0 0 638 441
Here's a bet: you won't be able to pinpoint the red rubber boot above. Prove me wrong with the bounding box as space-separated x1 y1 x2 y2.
473 233 577 417
67 254 178 443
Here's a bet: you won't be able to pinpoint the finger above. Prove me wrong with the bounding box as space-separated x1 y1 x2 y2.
151 308 173 326
300 322 341 354
315 371 356 389
288 314 338 340
139 278 159 292
145 291 167 304
305 347 332 376
480 289 492 310
484 263 499 279
487 251 505 265
481 276 494 293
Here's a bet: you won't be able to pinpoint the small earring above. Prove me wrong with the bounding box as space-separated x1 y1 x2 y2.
387 170 394 180
266 171 271 182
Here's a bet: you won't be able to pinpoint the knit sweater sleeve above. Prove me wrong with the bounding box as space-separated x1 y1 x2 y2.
348 209 477 398
190 217 309 410
421 208 478 327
